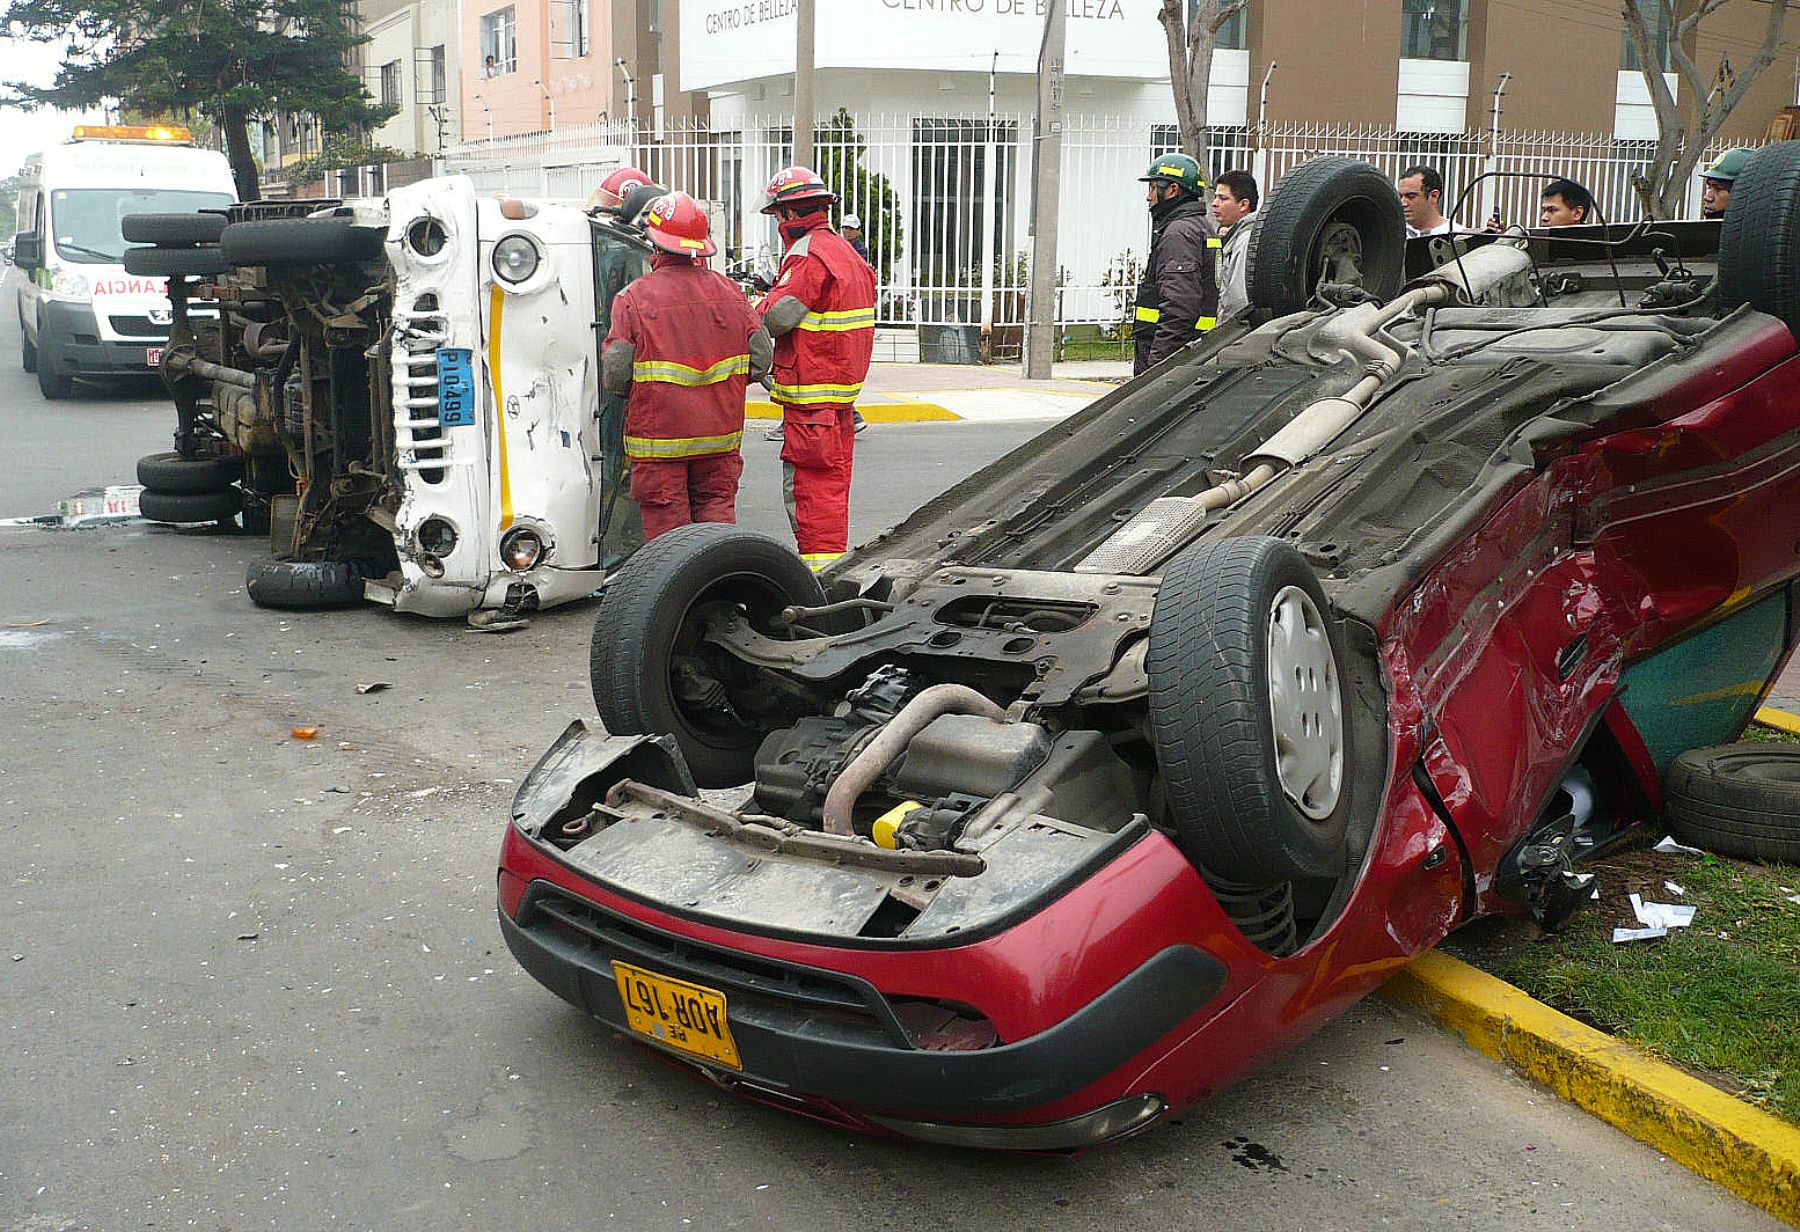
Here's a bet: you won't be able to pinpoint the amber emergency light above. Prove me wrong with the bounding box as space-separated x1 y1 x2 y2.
70 124 194 144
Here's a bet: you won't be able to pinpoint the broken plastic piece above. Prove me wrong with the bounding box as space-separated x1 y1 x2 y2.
291 726 320 740
355 681 392 694
1612 926 1668 943
1653 836 1706 856
1629 893 1696 930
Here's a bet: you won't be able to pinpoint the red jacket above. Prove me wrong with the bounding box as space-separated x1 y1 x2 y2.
758 214 877 409
604 254 763 459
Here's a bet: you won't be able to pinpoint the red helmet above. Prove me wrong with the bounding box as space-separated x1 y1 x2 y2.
640 191 716 258
587 165 655 213
758 165 837 215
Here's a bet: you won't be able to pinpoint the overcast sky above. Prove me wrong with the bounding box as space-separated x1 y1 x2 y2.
0 36 109 184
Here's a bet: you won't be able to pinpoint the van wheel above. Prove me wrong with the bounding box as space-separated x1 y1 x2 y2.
137 450 242 493
121 212 228 246
123 246 230 278
139 486 242 524
21 329 36 373
37 362 71 400
220 219 387 268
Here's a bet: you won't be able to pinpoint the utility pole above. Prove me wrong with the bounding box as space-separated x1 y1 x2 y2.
794 0 816 165
1023 2 1066 379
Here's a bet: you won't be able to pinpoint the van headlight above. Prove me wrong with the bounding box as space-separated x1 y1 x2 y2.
492 236 540 284
50 269 90 298
500 526 547 571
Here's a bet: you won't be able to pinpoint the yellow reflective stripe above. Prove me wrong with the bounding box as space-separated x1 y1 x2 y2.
632 354 750 386
1196 316 1217 330
770 380 865 404
624 430 744 459
1135 306 1161 323
801 551 844 572
1207 237 1223 249
488 283 513 530
797 307 876 333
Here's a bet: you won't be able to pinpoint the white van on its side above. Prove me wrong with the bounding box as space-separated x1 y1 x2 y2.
13 125 235 399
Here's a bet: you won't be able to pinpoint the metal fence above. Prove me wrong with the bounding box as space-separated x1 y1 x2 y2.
440 115 1744 361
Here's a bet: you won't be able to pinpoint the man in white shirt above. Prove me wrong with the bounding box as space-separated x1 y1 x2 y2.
1211 169 1258 320
1398 165 1452 238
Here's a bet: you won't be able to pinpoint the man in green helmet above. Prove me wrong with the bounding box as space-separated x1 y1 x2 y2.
1133 152 1221 375
1697 147 1752 220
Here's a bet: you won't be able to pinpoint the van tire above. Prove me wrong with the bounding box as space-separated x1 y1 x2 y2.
123 245 230 278
220 219 387 268
121 212 228 246
245 559 366 610
137 450 242 493
21 328 36 373
140 486 242 524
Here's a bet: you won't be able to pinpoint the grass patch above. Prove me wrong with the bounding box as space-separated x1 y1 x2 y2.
1457 849 1800 1124
1057 337 1132 363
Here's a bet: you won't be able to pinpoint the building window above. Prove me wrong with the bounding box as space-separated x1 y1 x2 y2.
1401 0 1467 61
1186 1 1247 50
571 0 589 57
1622 9 1672 72
380 60 402 109
481 7 516 76
430 45 447 103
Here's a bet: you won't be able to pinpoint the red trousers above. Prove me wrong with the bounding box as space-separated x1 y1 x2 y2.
779 405 856 571
630 452 745 541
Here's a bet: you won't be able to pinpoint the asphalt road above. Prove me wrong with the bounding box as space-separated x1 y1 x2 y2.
0 292 1782 1231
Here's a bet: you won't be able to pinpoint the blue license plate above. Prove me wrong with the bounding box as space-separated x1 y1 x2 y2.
437 348 474 427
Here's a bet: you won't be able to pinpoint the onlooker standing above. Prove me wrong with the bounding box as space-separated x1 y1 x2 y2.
1538 178 1595 227
1697 148 1752 219
840 213 873 266
1133 153 1220 376
601 192 771 541
756 166 878 574
1211 169 1259 320
1398 165 1452 237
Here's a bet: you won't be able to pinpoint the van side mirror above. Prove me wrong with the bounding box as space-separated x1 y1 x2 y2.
13 233 41 270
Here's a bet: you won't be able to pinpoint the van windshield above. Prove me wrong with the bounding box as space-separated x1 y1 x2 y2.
49 188 234 264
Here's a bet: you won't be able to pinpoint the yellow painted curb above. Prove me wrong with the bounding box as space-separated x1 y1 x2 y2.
1383 950 1800 1225
1755 705 1800 736
744 399 960 423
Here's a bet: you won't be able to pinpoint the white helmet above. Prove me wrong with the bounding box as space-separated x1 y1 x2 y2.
841 213 863 230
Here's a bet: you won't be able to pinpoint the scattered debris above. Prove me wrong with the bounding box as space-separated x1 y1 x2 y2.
1653 836 1706 856
1663 880 1687 897
1630 893 1697 930
236 932 259 942
291 726 320 740
1612 926 1668 943
355 681 392 694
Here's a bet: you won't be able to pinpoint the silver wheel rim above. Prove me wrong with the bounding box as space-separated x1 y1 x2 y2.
1265 584 1344 820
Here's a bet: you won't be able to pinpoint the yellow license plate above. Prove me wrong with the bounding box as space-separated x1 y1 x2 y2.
611 961 742 1070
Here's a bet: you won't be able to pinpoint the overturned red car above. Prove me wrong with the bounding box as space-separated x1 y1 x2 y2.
498 150 1800 1150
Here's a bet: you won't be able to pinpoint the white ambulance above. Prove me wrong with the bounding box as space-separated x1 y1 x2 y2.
13 125 235 399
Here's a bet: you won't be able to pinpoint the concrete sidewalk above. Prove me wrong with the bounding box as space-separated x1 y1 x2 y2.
747 359 1129 423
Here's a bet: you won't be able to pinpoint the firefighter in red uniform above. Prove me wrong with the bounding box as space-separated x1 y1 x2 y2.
601 192 772 540
755 166 877 573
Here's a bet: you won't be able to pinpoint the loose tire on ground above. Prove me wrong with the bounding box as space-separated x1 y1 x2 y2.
1664 743 1800 863
1146 534 1353 884
121 212 228 246
1718 141 1800 334
137 450 242 493
220 218 386 268
123 245 230 278
590 524 825 788
245 559 366 610
139 486 242 524
1246 156 1407 321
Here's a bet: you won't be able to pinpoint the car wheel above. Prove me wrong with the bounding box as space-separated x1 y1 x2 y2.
123 245 230 278
139 486 242 524
21 327 35 373
36 359 72 400
121 212 228 246
590 523 825 788
1664 743 1800 863
245 559 366 610
1147 534 1352 883
1718 141 1800 333
137 449 242 493
220 218 387 268
1246 156 1406 320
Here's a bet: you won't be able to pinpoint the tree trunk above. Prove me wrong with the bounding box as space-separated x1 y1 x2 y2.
221 107 261 202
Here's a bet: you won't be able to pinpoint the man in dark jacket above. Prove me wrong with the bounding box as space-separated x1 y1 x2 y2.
1134 153 1220 375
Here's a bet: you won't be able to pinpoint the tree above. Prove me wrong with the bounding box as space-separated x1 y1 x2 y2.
1157 0 1248 166
1 0 392 201
812 107 903 283
1625 0 1791 218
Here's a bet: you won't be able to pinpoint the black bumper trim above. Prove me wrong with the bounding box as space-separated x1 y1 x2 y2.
499 885 1228 1117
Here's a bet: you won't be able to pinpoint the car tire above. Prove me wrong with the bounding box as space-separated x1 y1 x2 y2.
220 218 387 268
590 523 825 788
137 450 241 493
245 559 366 610
121 212 228 246
1718 141 1800 333
1247 156 1407 320
123 245 231 278
21 327 36 373
36 359 72 400
1147 535 1352 883
139 486 242 524
1664 743 1800 863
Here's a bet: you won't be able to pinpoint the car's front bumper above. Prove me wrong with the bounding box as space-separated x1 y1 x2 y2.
40 300 163 377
